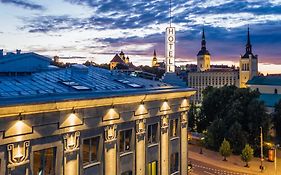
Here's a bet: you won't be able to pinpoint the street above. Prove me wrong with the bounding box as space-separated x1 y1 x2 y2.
189 159 254 175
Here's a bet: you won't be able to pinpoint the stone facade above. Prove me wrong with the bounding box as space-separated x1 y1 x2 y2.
0 90 194 175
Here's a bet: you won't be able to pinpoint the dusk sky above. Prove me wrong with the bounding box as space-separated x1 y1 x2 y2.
0 0 281 74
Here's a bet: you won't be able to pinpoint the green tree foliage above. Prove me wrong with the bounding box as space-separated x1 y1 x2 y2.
188 103 199 132
205 119 226 150
227 122 247 154
199 86 269 154
241 144 254 167
273 100 281 143
219 139 232 161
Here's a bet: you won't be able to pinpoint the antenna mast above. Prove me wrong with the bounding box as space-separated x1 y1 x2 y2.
169 0 172 27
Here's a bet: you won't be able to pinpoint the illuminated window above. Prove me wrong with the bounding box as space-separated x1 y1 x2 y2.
170 152 179 173
170 119 178 137
33 147 56 175
121 171 132 175
147 160 157 175
148 123 158 144
83 136 100 165
119 129 132 152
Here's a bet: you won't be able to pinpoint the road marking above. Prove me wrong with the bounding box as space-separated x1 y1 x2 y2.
192 163 252 175
204 170 216 175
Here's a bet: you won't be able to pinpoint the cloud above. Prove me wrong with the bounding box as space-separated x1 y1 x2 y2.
0 0 44 10
7 0 280 70
20 15 85 33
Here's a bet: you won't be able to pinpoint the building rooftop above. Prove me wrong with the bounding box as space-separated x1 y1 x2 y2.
247 76 281 86
0 65 193 106
260 94 281 107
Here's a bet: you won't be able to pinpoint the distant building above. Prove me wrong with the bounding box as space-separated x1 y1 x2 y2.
247 75 281 112
197 28 211 72
109 51 132 70
239 27 258 88
0 50 52 75
0 51 195 175
152 49 160 67
188 29 239 103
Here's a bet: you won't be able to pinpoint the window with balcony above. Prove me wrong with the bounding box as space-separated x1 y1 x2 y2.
148 123 158 145
83 136 100 165
170 119 178 138
33 147 56 175
119 129 132 152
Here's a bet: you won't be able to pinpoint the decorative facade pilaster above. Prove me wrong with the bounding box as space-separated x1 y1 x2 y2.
63 131 80 175
180 112 188 175
104 124 117 175
7 141 30 169
160 115 169 175
136 119 146 175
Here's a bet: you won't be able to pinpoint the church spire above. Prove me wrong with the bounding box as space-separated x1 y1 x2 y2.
201 28 206 50
197 28 210 56
153 49 156 57
246 27 252 54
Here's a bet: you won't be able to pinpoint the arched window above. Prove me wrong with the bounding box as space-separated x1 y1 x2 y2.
256 88 259 92
274 89 278 94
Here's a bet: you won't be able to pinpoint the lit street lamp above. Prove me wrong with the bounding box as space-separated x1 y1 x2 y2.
275 144 279 175
260 127 264 172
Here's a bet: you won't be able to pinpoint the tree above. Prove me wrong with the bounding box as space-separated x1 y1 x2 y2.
227 122 247 154
188 103 199 132
205 119 226 150
273 100 281 143
199 86 269 154
219 139 232 161
241 144 254 167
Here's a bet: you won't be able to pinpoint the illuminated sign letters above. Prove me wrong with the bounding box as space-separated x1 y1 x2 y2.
165 27 175 73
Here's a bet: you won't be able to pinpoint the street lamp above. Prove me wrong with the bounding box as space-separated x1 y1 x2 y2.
275 144 279 175
260 127 264 172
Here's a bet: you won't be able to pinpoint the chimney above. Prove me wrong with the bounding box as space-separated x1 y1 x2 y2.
16 49 21 55
0 49 3 57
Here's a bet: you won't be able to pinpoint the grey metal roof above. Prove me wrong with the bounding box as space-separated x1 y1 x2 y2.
0 66 189 106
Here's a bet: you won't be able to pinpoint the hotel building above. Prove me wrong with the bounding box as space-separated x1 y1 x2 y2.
0 51 195 175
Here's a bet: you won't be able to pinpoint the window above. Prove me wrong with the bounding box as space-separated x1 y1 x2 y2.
119 129 132 152
170 119 178 138
147 161 157 175
148 123 158 144
275 89 278 94
83 136 100 165
121 171 132 175
170 152 179 173
33 147 56 175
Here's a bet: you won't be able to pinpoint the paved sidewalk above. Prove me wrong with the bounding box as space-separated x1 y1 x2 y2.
188 144 281 175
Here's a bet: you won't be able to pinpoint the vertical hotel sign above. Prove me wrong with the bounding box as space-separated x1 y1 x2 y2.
165 27 175 73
